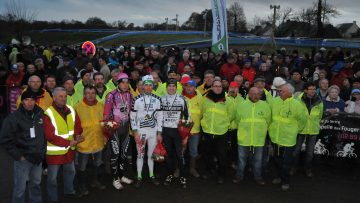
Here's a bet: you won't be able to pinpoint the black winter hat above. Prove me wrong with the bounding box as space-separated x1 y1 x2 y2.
21 89 37 101
167 78 177 87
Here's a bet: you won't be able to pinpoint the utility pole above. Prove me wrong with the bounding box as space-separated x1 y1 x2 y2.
270 5 280 48
203 9 208 37
165 17 168 31
172 14 179 31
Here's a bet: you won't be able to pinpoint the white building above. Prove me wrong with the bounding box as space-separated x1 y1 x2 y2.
337 21 360 38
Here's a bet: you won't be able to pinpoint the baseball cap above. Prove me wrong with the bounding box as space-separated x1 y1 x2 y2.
187 80 197 87
229 81 239 88
142 75 154 85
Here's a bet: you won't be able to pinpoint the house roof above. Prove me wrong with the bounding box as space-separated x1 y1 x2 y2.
251 23 272 36
276 20 342 38
337 23 354 33
276 21 314 37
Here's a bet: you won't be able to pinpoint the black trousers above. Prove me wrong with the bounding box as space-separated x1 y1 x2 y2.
203 133 227 178
228 129 238 163
109 123 130 179
272 143 295 184
162 127 186 177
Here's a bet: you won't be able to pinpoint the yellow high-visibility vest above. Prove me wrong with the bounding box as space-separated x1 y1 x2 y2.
45 105 75 155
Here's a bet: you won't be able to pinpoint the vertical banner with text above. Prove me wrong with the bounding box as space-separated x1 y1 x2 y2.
211 0 228 54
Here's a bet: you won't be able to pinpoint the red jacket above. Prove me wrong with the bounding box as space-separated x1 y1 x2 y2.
44 104 83 165
331 67 352 88
6 72 24 87
219 63 240 81
178 60 195 75
242 67 257 84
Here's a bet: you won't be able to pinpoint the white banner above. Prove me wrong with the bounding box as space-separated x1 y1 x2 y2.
211 0 228 54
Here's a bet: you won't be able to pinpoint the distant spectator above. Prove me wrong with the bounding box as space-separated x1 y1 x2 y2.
242 59 256 85
323 85 345 115
345 89 360 115
288 69 304 94
178 51 195 75
9 47 19 64
340 77 352 101
317 78 329 100
99 56 111 82
220 55 240 82
257 62 273 85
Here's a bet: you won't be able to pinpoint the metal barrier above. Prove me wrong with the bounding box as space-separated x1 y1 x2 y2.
5 29 360 49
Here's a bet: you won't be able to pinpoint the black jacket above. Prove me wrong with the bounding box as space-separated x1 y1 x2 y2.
0 104 46 164
301 93 322 114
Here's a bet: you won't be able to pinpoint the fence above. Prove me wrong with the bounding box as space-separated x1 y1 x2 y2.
32 29 360 49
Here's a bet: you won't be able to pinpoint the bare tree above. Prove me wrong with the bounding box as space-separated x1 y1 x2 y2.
3 0 38 44
293 8 316 24
249 15 268 29
321 2 341 24
227 1 247 33
112 20 128 30
265 7 294 27
4 0 37 22
280 7 294 24
292 1 340 25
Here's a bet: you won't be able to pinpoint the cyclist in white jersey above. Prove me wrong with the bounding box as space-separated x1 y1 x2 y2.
130 75 163 188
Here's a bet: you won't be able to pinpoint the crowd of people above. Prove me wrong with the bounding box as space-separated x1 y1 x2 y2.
0 42 360 203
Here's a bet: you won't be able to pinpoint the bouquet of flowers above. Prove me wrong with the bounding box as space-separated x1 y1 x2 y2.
100 120 119 138
152 141 167 163
178 119 194 146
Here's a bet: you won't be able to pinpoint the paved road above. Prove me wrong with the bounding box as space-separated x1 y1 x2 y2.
1 148 360 203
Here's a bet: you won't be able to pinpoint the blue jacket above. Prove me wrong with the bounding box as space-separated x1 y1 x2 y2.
323 96 345 113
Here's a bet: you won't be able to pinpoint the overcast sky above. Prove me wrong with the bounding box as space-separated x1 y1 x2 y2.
1 0 359 27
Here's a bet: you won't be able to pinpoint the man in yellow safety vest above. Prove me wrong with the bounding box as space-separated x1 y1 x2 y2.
43 87 84 202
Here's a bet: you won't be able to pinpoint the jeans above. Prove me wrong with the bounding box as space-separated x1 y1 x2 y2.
237 146 263 180
203 133 227 178
77 151 103 171
13 160 42 203
273 144 294 185
262 136 271 171
47 161 76 202
162 127 186 177
293 134 317 170
188 134 201 158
